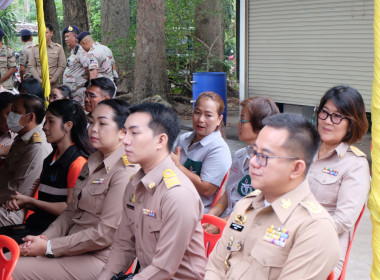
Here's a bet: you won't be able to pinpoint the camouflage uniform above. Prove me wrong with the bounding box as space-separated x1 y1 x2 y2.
0 44 16 90
63 45 89 105
88 42 116 80
19 41 34 81
29 42 66 87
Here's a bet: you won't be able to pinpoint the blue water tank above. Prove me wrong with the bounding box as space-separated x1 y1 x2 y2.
192 72 227 124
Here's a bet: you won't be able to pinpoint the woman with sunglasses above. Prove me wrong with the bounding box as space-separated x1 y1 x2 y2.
206 97 279 226
308 85 370 279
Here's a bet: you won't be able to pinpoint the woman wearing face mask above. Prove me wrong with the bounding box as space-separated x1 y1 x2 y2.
307 85 370 279
0 99 93 243
171 91 232 213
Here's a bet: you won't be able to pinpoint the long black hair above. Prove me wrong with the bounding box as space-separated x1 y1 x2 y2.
47 99 94 156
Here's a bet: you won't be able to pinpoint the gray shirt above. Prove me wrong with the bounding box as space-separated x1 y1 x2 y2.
223 146 253 217
178 131 231 212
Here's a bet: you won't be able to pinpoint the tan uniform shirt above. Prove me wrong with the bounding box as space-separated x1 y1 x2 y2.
29 42 66 86
42 145 139 261
63 45 88 102
307 143 370 276
99 156 207 280
0 125 52 225
19 41 34 80
205 180 340 280
88 42 115 80
0 44 16 90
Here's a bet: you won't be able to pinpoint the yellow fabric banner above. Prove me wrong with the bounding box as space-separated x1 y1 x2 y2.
369 1 380 279
35 0 50 105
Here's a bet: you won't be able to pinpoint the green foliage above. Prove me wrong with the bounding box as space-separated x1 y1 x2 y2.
55 0 64 31
0 4 18 46
87 0 101 42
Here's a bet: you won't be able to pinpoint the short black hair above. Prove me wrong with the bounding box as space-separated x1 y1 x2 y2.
0 91 15 111
263 113 320 172
89 77 116 98
46 23 54 32
18 78 44 100
98 99 130 130
21 35 32 42
127 103 180 152
15 94 45 125
53 85 72 99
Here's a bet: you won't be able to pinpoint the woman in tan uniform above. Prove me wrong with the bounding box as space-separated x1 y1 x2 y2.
307 85 370 279
11 99 139 280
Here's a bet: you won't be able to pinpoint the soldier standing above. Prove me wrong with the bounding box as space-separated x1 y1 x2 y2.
77 31 118 83
0 28 16 91
19 29 34 82
29 23 66 88
62 25 89 105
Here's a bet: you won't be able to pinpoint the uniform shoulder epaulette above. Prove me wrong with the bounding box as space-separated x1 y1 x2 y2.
246 189 261 198
301 200 324 216
31 132 42 143
55 43 61 47
163 169 180 189
122 155 131 166
349 145 366 157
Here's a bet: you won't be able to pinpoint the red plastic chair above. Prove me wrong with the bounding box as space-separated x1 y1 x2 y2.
211 172 229 208
201 214 227 258
338 204 366 280
327 271 334 280
0 235 20 280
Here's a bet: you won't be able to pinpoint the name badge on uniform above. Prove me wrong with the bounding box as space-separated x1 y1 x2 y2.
92 178 105 184
142 208 156 218
230 222 244 232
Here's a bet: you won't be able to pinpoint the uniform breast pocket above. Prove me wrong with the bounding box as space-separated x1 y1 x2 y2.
248 241 289 279
48 52 59 66
142 217 162 254
0 55 7 66
83 184 109 213
313 174 341 205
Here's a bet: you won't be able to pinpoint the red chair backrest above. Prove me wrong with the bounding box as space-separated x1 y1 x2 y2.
201 214 227 258
338 204 366 280
0 235 20 280
211 172 229 209
327 271 334 280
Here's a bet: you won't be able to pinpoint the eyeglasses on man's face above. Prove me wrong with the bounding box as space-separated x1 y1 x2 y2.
317 109 348 125
246 146 298 167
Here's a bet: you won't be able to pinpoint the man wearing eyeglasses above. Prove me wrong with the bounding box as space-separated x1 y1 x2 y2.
205 113 340 280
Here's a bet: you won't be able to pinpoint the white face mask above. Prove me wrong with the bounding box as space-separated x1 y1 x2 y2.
6 111 26 133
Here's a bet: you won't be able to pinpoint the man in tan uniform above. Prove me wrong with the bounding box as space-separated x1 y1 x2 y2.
0 28 16 91
19 29 34 82
205 113 340 280
77 31 117 82
98 103 207 279
29 23 66 87
0 94 52 226
62 25 89 105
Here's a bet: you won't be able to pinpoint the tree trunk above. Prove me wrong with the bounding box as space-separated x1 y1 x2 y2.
100 0 132 92
133 0 168 101
62 0 89 53
43 0 60 44
194 0 224 72
62 0 89 34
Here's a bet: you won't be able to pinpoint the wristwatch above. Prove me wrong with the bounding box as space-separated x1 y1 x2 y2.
45 240 54 258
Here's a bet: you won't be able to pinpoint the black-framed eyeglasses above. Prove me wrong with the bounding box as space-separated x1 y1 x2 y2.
246 146 298 167
239 119 249 125
317 109 348 125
